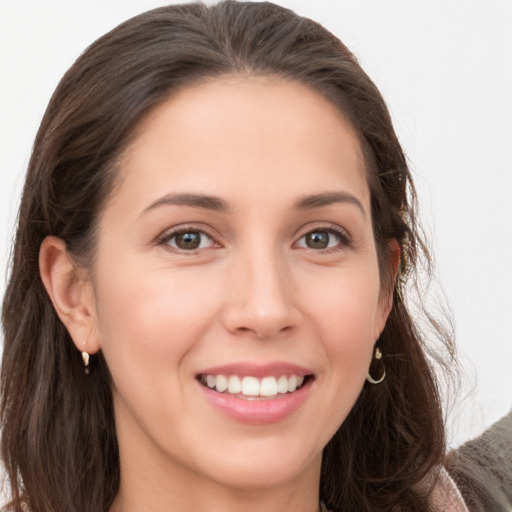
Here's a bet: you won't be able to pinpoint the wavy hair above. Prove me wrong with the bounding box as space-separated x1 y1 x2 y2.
1 2 455 511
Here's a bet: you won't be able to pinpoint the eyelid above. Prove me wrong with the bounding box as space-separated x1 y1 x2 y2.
293 223 352 251
154 222 352 254
156 224 222 253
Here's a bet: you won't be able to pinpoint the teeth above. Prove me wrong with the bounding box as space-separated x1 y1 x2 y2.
241 376 260 396
228 375 242 394
216 375 228 392
202 374 306 397
288 375 298 392
277 375 288 394
260 376 278 397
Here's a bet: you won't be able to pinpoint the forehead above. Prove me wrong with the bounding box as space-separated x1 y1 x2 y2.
115 76 370 212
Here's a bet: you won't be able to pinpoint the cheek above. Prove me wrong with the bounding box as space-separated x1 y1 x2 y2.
294 267 382 438
90 261 226 435
302 266 381 367
91 260 219 374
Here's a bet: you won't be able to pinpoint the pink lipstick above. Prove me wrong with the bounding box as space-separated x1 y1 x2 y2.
196 362 313 424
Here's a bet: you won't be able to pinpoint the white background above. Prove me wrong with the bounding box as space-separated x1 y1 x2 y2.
1 0 511 447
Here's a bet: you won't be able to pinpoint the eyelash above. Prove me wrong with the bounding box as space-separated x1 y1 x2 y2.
157 227 218 254
157 224 352 254
294 224 352 253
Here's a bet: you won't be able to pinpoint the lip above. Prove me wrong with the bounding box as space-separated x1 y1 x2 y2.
196 362 314 424
196 361 311 378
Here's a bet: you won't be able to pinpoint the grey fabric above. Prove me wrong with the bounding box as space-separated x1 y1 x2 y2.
446 410 512 511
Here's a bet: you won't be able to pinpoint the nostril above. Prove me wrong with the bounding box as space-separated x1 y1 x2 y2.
221 293 302 339
230 323 295 339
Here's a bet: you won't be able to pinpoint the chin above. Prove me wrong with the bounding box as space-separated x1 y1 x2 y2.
189 436 323 491
210 460 315 491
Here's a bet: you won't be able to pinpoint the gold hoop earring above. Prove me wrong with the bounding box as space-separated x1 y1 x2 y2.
366 347 385 384
81 351 90 375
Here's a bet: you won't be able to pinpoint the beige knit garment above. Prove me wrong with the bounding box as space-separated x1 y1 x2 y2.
429 467 470 512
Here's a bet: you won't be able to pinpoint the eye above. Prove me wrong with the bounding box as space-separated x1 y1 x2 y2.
161 229 217 252
295 227 349 251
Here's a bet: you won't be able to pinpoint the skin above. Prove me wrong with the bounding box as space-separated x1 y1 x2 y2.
40 77 394 512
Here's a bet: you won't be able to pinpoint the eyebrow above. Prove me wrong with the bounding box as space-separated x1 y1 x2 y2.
140 190 365 217
294 191 366 216
140 193 230 217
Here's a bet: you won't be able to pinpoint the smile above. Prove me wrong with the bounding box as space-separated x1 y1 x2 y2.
198 374 307 399
196 363 314 424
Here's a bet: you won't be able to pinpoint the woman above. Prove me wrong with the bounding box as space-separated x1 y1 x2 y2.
1 2 464 511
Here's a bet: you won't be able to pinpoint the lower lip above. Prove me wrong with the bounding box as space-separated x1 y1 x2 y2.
198 379 312 424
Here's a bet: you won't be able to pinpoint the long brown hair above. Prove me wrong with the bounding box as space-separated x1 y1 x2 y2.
1 2 455 511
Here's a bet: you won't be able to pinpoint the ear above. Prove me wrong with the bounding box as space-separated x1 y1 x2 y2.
39 236 101 354
375 238 401 338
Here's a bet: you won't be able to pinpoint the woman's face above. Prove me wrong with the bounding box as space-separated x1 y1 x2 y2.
87 77 392 492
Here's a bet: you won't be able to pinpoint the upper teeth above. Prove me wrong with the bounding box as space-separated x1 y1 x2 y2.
202 375 305 397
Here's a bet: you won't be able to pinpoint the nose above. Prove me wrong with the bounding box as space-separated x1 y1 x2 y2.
222 247 302 339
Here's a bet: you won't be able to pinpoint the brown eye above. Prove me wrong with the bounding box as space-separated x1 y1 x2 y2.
295 228 348 251
165 230 214 251
305 231 330 249
175 232 201 249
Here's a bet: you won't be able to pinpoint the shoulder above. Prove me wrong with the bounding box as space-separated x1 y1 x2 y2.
320 469 469 512
446 410 512 510
429 467 469 512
